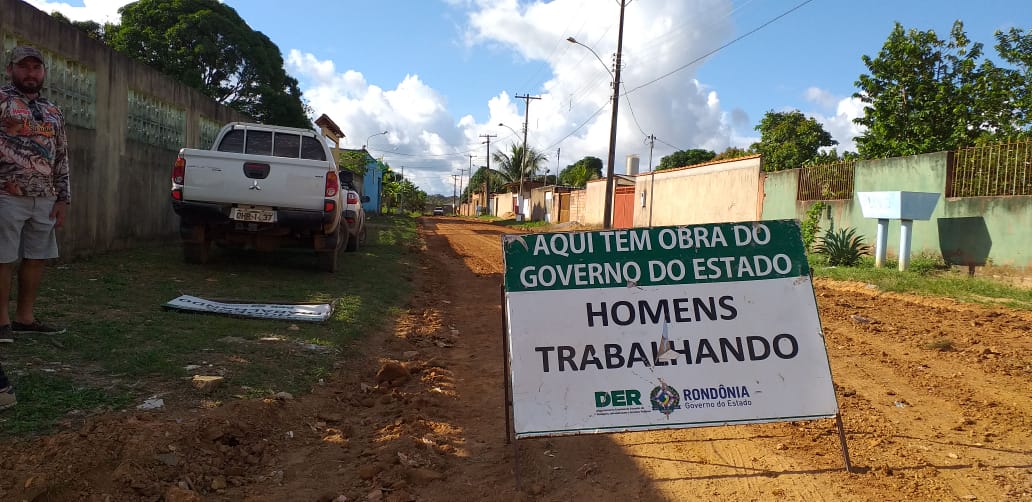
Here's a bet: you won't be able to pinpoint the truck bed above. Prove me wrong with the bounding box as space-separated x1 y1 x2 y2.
179 149 332 211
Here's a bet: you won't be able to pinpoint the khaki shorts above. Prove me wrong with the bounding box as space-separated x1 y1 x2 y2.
0 194 59 263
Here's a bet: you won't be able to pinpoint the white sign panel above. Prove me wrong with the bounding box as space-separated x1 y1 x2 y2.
164 295 333 322
502 221 837 438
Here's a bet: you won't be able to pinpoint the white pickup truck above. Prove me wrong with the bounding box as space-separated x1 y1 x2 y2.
170 122 346 271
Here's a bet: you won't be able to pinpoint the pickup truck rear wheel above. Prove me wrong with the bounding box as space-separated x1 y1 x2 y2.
182 224 212 264
345 230 360 252
318 247 339 272
183 242 210 264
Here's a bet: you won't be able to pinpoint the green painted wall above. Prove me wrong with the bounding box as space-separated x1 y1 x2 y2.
761 169 800 220
761 151 1032 269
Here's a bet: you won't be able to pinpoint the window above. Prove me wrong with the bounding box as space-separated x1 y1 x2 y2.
216 128 325 161
216 129 245 153
301 136 327 161
244 130 273 156
273 132 301 158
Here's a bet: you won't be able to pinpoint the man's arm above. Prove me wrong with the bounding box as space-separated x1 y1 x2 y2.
50 110 70 226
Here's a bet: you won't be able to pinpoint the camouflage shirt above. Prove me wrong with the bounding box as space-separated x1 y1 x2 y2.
0 83 70 202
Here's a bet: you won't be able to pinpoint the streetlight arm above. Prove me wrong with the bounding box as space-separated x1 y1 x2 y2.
364 130 389 148
566 37 614 80
497 123 520 138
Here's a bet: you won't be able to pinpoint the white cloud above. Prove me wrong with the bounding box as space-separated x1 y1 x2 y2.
804 87 839 110
800 89 867 154
27 0 769 195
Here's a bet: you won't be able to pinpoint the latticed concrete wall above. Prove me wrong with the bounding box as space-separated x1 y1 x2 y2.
1 0 249 258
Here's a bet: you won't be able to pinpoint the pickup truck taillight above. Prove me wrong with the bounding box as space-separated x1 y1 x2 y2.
346 192 359 205
172 156 185 185
171 157 185 201
325 171 339 198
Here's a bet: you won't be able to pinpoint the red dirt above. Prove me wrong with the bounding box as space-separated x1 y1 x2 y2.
1 218 1030 501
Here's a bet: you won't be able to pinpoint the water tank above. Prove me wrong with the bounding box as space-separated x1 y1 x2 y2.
626 154 640 175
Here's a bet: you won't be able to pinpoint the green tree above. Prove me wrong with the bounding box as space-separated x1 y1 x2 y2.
107 0 310 127
338 150 373 176
489 143 549 189
50 11 110 41
656 149 716 171
991 27 1032 136
853 21 994 157
712 146 751 162
751 110 836 172
557 156 603 187
804 148 860 166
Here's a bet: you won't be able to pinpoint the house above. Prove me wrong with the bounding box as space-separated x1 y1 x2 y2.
314 114 385 214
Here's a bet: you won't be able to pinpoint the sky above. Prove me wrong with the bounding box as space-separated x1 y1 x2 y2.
22 0 1032 196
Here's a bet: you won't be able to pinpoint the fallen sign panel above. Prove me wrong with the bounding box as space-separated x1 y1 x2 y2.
501 220 838 438
164 295 333 322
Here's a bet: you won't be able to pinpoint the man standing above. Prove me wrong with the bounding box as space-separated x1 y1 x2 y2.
0 45 72 409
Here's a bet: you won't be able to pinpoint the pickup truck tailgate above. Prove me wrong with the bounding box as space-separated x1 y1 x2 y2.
180 149 331 210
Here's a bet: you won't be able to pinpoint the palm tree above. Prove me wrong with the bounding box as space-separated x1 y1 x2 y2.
489 143 549 190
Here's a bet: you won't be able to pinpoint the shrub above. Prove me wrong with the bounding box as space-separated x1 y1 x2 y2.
814 227 870 266
801 202 826 252
907 252 949 276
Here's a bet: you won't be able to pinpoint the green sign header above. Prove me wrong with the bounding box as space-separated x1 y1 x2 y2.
502 220 809 293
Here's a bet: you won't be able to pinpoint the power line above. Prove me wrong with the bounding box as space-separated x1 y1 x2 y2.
626 0 816 95
541 101 609 152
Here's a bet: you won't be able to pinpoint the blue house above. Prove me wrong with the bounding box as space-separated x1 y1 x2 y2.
315 114 385 215
361 153 385 215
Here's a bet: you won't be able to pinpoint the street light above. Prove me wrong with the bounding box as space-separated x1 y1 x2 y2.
498 122 525 220
364 130 388 149
566 1 627 229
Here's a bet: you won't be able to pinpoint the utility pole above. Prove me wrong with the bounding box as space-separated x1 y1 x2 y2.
466 153 475 215
599 0 628 229
645 134 656 171
480 134 496 216
451 173 459 214
556 147 561 184
399 165 405 214
646 134 657 228
514 93 540 221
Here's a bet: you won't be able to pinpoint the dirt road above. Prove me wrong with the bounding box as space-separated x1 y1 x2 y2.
1 218 1030 501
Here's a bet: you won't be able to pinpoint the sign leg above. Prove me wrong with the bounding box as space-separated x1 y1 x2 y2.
875 218 889 268
898 219 913 271
835 413 854 473
501 284 512 444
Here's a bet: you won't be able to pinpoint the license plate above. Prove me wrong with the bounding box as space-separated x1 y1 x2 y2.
230 207 276 223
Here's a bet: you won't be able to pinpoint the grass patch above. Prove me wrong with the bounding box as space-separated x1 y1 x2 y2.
811 255 1032 310
485 218 551 231
0 372 133 436
1 216 420 437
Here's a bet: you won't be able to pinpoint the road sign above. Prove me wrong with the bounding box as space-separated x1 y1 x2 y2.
501 220 838 438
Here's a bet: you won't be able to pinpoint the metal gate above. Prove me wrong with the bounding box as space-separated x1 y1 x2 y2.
613 186 635 228
558 193 571 222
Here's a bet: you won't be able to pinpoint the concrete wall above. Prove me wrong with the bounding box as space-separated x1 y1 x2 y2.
760 151 1032 269
2 0 249 259
760 168 800 220
569 190 585 224
582 179 607 226
635 156 763 227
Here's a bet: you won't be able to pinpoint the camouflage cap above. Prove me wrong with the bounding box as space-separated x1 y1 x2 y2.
8 46 45 66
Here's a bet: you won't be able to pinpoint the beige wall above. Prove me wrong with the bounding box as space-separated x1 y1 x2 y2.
582 179 608 226
491 191 515 217
569 190 585 224
634 156 763 227
2 0 249 259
